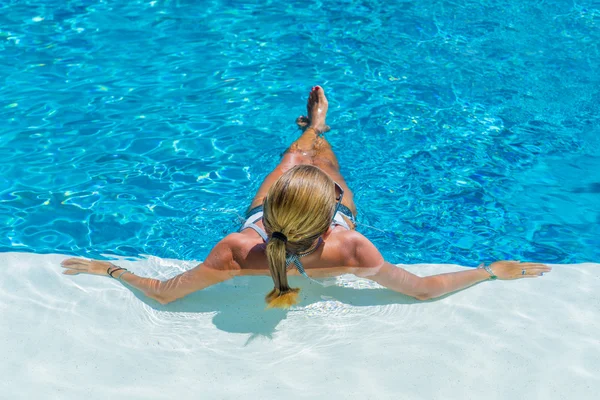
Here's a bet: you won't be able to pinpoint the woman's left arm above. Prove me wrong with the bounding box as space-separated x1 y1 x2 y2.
348 233 551 300
61 237 240 304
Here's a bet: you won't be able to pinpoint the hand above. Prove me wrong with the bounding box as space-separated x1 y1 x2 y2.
61 258 115 277
489 260 552 280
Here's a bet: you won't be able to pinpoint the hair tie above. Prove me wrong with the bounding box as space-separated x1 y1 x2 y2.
271 231 288 243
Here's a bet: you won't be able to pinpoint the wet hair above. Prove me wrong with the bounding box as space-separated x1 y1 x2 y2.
262 165 336 308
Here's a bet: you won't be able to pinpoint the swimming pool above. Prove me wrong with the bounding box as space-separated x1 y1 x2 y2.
1 1 600 399
1 0 598 265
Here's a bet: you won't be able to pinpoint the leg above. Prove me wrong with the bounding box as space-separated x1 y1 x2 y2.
248 87 356 217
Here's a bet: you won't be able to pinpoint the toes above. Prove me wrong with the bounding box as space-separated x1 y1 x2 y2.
307 87 319 107
309 89 317 104
312 86 321 100
314 86 327 102
307 96 315 116
306 86 327 118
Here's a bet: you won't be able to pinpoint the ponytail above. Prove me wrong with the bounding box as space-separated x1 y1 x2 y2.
262 165 337 309
265 234 300 308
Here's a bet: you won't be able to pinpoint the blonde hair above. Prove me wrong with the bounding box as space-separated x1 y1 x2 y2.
262 165 336 308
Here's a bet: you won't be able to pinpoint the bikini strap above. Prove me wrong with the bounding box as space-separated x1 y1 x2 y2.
286 254 325 286
246 223 268 242
285 238 325 286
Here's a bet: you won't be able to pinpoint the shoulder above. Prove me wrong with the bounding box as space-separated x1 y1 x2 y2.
215 232 247 249
204 233 266 271
203 233 251 272
331 230 384 270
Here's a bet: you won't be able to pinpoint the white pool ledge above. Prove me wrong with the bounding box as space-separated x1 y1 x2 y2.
1 252 599 399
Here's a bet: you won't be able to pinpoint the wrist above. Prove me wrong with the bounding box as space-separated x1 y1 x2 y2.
477 263 498 280
114 269 130 281
106 264 119 276
107 264 129 280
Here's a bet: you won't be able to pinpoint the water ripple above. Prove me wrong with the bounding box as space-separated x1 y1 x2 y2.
0 0 598 263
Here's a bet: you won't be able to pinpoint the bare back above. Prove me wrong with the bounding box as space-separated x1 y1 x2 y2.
225 226 382 278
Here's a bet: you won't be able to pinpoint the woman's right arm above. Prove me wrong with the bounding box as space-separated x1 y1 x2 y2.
61 235 241 304
350 234 552 300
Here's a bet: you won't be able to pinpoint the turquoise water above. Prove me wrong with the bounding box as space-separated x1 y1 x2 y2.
0 0 598 264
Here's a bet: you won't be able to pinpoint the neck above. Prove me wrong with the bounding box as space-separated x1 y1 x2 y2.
295 237 323 258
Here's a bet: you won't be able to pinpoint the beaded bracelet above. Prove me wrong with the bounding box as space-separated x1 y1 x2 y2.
478 263 497 280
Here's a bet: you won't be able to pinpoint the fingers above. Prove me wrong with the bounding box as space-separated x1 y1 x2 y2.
503 260 550 268
499 261 545 266
520 266 552 278
522 271 548 278
61 257 88 266
524 270 549 276
492 260 552 280
60 258 92 271
499 260 552 272
518 262 549 268
62 269 80 275
523 263 552 272
60 262 85 270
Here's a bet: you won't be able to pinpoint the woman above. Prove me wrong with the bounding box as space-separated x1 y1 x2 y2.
61 86 551 308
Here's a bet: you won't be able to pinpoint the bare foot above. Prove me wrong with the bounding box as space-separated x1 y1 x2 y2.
295 86 330 134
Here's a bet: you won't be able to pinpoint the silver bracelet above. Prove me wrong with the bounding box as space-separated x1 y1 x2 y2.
478 263 497 280
115 269 129 281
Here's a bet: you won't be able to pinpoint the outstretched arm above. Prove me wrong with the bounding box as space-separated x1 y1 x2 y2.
61 238 239 304
351 235 551 300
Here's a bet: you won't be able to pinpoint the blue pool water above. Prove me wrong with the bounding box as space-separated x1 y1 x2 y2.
0 0 598 264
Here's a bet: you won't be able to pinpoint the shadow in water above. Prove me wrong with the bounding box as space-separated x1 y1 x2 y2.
129 276 424 341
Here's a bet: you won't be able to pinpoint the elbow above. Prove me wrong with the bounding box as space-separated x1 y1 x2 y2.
155 296 173 305
412 276 440 301
414 286 443 301
414 292 432 301
144 280 177 305
146 291 174 305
